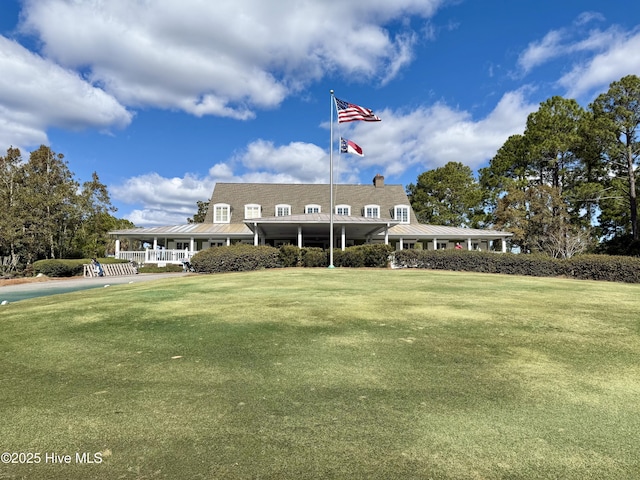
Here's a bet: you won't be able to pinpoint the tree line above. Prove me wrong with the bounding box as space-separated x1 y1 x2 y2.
0 145 136 275
408 74 640 257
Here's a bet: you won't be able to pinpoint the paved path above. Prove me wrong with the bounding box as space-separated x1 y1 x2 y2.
0 273 193 303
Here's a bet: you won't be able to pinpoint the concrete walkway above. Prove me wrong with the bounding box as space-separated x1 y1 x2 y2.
0 272 193 303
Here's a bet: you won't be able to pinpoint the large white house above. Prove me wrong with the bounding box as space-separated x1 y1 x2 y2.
109 175 512 264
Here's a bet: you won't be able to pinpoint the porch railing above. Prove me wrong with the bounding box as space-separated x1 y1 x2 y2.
116 249 196 265
116 251 146 264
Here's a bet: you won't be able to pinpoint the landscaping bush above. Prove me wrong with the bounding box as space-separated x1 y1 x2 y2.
333 248 364 267
32 257 129 277
360 244 394 267
393 249 640 283
334 244 393 268
279 245 301 267
191 244 281 273
32 259 83 277
137 264 185 274
301 248 328 267
561 254 640 283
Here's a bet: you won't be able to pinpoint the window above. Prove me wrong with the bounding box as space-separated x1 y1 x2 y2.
335 204 351 216
275 204 291 216
214 203 230 223
364 204 380 218
437 242 447 250
305 204 321 214
394 205 410 224
245 204 261 219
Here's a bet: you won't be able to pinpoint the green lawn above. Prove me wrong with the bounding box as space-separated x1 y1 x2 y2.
1 269 639 479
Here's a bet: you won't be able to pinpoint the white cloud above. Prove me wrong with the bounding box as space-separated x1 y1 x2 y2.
0 35 131 152
559 30 640 99
518 30 565 74
111 172 214 225
235 140 328 184
517 26 621 75
575 12 606 26
516 13 640 100
20 0 444 119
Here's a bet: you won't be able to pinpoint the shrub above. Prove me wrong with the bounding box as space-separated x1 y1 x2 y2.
360 244 394 267
333 248 364 267
562 255 640 283
33 259 83 277
333 244 393 268
137 264 185 274
301 248 328 267
279 245 301 267
191 244 281 273
32 257 129 277
392 249 640 283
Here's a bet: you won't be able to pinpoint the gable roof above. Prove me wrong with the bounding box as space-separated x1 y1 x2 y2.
205 182 416 224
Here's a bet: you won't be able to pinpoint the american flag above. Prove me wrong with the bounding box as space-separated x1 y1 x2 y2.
335 97 381 123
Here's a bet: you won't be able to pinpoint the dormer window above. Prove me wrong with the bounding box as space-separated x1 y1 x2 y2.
275 204 291 216
335 204 351 216
245 204 261 219
214 203 230 223
305 204 321 214
394 205 410 224
364 204 380 218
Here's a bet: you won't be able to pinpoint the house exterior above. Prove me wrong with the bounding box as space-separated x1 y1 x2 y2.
109 175 512 264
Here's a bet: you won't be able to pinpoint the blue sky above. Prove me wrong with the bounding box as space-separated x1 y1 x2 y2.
1 0 639 226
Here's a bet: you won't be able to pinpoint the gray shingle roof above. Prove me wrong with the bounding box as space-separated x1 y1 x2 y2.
205 182 417 224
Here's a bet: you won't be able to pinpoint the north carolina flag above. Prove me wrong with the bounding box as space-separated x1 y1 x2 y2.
340 137 364 156
335 97 381 123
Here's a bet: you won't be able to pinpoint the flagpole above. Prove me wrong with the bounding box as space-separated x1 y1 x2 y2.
329 90 335 268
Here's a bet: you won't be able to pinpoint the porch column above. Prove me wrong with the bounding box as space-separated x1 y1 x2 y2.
153 237 158 250
226 237 231 246
399 238 404 250
254 223 259 246
115 239 120 257
433 238 437 250
502 238 507 253
384 225 389 245
297 226 303 248
190 237 194 252
467 238 472 250
341 225 346 251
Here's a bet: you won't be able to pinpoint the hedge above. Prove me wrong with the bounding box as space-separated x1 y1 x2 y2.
392 250 640 283
32 258 129 277
279 245 302 267
191 244 396 273
280 244 393 268
334 244 394 268
301 248 328 268
191 244 281 273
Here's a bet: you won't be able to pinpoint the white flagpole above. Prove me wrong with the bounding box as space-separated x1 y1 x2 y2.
329 90 335 268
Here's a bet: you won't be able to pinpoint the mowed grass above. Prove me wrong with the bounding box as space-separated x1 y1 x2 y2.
1 269 639 480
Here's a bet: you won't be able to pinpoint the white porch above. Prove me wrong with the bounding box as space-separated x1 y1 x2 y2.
109 219 513 264
116 248 196 265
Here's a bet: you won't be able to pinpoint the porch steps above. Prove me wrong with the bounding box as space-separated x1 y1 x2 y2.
83 263 138 278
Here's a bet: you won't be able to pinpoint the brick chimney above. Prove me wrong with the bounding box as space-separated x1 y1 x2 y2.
373 174 384 188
